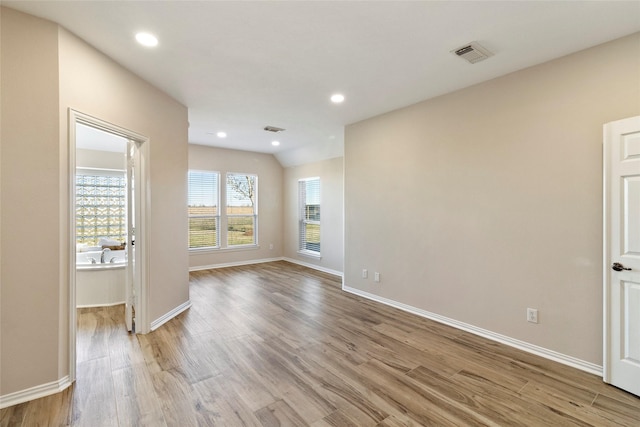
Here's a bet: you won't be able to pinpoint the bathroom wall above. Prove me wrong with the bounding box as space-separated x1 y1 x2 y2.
76 148 124 170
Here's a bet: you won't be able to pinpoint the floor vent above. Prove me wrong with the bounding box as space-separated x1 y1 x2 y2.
452 42 493 64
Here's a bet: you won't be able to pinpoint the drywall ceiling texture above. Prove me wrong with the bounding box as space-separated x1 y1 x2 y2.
1 7 189 398
344 32 640 367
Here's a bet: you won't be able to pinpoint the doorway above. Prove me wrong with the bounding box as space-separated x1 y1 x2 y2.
68 110 149 383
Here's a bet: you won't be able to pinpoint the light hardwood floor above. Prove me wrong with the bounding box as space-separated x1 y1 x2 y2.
2 261 639 426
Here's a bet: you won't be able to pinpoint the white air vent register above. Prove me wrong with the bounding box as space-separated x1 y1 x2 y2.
452 42 493 64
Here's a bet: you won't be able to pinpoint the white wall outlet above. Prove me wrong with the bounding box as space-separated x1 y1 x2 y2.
269 243 274 250
374 272 380 282
527 308 538 324
362 269 368 279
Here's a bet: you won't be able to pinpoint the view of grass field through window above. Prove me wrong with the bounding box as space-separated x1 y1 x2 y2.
303 222 320 251
188 206 218 248
226 206 255 246
227 174 257 246
188 171 257 248
188 171 218 248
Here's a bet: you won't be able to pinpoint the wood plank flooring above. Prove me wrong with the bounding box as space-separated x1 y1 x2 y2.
2 261 639 426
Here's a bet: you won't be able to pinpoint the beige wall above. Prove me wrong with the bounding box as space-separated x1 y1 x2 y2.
188 144 283 269
1 7 62 396
283 157 344 274
58 27 189 325
1 7 189 398
76 149 125 170
345 33 640 366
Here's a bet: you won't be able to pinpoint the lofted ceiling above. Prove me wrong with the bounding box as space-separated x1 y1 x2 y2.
4 1 640 166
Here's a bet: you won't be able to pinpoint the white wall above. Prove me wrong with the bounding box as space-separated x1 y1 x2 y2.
283 157 344 274
188 144 283 269
344 32 640 367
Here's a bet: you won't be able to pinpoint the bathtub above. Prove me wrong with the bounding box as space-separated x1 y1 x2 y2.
76 250 127 307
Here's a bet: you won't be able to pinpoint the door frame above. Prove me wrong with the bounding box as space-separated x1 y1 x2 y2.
68 109 150 383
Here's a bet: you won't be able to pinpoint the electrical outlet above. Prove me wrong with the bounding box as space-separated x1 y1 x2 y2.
362 269 368 279
527 308 538 324
269 243 274 250
374 272 380 282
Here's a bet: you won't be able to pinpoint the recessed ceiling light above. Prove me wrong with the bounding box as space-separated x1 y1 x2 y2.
330 93 345 103
216 131 227 138
135 32 158 47
271 141 280 146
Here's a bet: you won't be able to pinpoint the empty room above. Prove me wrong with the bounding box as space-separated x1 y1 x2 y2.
1 1 640 426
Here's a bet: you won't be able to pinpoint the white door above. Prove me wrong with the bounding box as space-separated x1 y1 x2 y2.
125 141 136 331
126 140 143 333
603 115 640 397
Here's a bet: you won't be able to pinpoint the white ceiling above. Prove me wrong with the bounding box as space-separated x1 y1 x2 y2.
76 123 127 153
5 1 640 166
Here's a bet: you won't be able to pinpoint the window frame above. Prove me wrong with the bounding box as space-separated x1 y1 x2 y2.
225 172 258 248
188 170 220 250
298 177 321 258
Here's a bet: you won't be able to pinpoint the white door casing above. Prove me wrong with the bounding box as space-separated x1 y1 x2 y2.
69 109 150 383
603 115 640 397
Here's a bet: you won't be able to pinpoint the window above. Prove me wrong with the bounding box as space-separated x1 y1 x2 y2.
188 170 219 249
76 169 126 246
226 173 257 246
299 177 320 255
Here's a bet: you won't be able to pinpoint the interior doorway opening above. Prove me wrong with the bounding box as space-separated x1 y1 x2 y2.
69 110 149 383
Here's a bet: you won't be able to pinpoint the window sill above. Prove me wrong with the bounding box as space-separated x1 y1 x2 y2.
190 245 260 254
297 250 321 259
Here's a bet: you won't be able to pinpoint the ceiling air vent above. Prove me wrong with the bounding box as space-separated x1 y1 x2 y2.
452 42 493 64
264 125 285 133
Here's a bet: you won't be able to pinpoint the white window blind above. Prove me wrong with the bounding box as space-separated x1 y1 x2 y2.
188 170 219 249
226 173 257 246
299 177 320 254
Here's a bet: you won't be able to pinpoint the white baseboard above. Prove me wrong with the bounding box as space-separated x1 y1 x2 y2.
189 256 344 278
76 301 125 309
342 285 602 377
282 257 343 277
0 375 72 409
189 257 283 272
150 300 192 331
